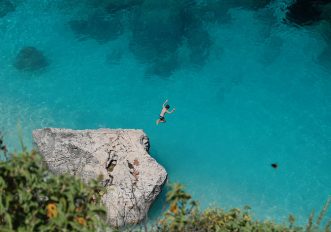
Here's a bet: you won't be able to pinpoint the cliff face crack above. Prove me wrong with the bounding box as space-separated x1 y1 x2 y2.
127 160 139 184
129 176 143 219
33 128 167 227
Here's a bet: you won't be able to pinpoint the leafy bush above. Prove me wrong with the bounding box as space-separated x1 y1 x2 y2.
154 183 331 232
0 150 107 232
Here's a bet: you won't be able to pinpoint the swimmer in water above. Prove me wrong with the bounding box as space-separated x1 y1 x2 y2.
156 99 176 125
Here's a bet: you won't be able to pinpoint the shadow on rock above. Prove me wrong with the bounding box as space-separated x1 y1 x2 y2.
14 47 48 72
0 0 15 18
69 13 123 43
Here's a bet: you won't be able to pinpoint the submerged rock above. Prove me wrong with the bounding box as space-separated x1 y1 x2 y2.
86 0 143 13
234 0 272 10
0 0 15 18
14 47 48 71
105 0 144 13
318 42 331 68
145 53 179 77
69 14 123 43
130 5 183 60
286 0 331 25
185 27 212 66
33 128 167 227
106 49 123 64
129 1 213 76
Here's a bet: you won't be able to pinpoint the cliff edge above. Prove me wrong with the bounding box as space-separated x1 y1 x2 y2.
32 128 167 227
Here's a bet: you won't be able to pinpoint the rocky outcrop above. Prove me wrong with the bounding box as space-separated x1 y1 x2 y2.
32 128 167 227
14 47 48 71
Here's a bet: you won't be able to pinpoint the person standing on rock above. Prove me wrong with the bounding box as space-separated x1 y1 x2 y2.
156 99 176 125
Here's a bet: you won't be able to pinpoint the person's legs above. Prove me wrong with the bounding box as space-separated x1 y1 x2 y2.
156 116 165 125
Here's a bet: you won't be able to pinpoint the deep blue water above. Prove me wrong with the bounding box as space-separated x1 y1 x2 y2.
1 0 331 225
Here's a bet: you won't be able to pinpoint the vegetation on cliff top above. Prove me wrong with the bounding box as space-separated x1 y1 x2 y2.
148 183 331 232
0 148 107 231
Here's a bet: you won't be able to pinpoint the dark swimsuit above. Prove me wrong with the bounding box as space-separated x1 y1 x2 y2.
159 115 165 121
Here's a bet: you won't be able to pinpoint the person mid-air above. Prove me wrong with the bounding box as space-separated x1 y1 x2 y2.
156 99 175 125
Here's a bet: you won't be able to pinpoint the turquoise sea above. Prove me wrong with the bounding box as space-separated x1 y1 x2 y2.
1 0 330 224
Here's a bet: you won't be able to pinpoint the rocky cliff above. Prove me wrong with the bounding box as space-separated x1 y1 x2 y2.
33 128 167 227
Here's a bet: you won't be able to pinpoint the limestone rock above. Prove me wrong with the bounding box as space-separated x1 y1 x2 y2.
32 128 167 227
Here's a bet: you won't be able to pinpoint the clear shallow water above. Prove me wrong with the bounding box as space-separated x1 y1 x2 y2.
1 0 331 224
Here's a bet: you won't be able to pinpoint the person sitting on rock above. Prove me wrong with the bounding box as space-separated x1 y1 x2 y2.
156 100 175 125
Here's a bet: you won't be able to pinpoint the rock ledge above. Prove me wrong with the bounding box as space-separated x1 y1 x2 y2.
33 128 167 227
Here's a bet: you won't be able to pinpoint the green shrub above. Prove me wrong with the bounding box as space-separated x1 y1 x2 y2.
154 184 331 232
0 150 107 232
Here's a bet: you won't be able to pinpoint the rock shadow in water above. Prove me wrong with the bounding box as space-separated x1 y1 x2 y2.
286 0 331 26
106 49 123 65
317 23 331 70
69 13 123 43
185 27 213 67
231 0 272 10
129 1 214 77
0 0 15 18
83 0 144 14
104 0 144 14
196 2 231 24
195 0 272 24
179 2 213 67
144 53 179 78
318 46 331 69
13 47 49 72
129 3 184 77
259 36 283 66
285 0 331 70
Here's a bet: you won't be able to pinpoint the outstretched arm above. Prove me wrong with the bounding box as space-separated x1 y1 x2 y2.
162 99 168 108
167 108 176 114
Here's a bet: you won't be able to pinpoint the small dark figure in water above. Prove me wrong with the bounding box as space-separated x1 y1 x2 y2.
156 100 176 125
271 163 278 169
